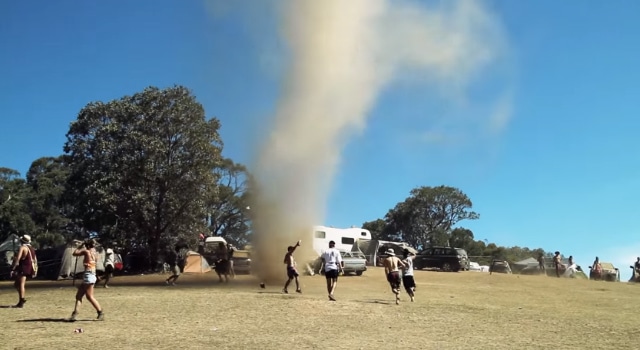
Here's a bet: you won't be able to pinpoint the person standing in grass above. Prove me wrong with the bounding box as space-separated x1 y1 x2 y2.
321 240 343 301
382 249 405 305
282 240 302 294
102 247 115 288
10 235 37 308
401 249 416 302
70 239 104 321
537 253 546 275
553 251 562 278
165 246 181 286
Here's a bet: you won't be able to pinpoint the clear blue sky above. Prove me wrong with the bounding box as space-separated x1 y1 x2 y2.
1 1 639 280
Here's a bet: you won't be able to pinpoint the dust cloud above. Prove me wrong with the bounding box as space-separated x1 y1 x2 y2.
239 0 509 282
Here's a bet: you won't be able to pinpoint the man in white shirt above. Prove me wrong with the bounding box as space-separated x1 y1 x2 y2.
401 249 416 302
321 240 343 301
102 248 115 288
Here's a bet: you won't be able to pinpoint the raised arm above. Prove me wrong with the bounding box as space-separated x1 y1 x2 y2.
290 240 301 253
72 244 86 257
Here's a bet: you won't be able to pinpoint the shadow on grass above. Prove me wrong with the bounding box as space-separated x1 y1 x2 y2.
1 275 264 290
357 299 394 305
0 305 17 308
16 318 73 323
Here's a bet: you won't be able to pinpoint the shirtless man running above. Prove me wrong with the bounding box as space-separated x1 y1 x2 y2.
382 249 406 305
282 240 302 294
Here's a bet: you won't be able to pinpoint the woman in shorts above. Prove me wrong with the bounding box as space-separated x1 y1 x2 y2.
70 239 104 321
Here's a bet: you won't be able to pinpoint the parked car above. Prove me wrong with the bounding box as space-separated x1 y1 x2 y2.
230 249 252 275
468 262 482 271
413 246 469 272
340 251 367 276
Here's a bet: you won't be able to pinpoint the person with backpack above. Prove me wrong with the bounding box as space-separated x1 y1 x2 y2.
9 235 37 308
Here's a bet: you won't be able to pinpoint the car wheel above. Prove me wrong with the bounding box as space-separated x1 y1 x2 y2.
356 271 363 276
441 263 452 272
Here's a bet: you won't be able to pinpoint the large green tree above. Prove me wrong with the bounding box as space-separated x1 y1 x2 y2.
25 156 72 247
0 168 35 241
64 86 223 266
384 185 479 249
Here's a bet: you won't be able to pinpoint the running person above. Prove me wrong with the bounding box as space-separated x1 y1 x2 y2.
401 249 416 302
382 249 406 305
10 235 37 308
282 240 302 294
165 246 181 286
70 239 104 321
321 240 343 301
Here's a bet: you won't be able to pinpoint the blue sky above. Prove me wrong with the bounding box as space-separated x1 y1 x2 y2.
1 1 639 280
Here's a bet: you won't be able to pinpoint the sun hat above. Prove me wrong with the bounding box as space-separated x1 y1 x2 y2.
20 235 31 244
385 248 395 256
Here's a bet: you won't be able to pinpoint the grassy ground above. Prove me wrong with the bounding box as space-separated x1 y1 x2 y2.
1 268 639 350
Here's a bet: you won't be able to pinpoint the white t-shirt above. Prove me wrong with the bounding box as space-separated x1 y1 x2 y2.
105 248 114 267
403 257 414 277
321 248 342 272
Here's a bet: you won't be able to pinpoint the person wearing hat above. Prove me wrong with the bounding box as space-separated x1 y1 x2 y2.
401 249 416 302
321 240 343 301
382 248 406 305
9 235 37 308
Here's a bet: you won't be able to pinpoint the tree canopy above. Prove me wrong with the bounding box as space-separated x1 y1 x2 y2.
63 86 224 262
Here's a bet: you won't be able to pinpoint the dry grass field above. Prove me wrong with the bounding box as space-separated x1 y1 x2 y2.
1 268 639 350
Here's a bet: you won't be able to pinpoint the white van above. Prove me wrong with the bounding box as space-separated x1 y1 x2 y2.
311 225 371 255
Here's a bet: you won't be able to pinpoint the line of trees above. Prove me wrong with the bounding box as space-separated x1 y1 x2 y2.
362 185 548 263
0 86 252 266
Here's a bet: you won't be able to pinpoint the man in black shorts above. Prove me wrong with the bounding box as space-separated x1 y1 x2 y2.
282 240 302 294
321 241 343 301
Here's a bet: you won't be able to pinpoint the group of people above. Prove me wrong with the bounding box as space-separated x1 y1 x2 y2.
281 240 416 304
9 235 105 321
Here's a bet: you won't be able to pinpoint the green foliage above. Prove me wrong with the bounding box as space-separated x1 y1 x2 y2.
0 168 35 241
206 157 252 246
25 156 72 247
381 185 479 248
64 85 224 263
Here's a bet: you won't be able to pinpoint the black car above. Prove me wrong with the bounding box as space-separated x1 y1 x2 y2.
413 246 469 272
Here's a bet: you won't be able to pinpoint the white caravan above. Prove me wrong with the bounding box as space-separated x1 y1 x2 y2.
311 225 372 256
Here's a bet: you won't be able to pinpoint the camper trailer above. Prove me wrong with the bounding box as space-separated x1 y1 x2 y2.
311 225 371 255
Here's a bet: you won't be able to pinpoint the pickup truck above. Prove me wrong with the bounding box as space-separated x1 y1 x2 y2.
340 251 367 276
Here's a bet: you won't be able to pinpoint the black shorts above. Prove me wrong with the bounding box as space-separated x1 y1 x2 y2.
325 269 339 279
287 266 299 279
402 275 415 291
105 265 114 275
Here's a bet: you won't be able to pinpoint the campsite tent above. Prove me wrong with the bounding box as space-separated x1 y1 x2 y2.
352 239 417 266
513 257 539 268
0 234 19 253
58 240 109 279
0 234 20 278
182 251 211 273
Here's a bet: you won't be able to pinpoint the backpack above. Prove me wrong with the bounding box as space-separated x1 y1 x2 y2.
27 247 38 278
